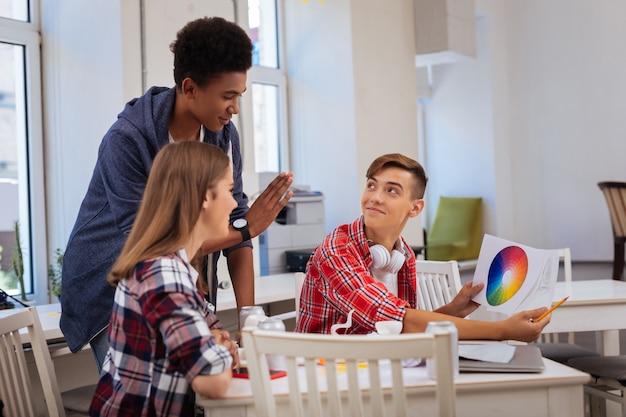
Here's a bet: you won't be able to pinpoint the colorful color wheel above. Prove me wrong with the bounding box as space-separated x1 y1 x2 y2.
486 246 529 306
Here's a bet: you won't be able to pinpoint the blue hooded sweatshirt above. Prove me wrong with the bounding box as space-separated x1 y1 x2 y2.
60 86 250 352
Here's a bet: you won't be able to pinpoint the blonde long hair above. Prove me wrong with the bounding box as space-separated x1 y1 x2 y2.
108 141 230 293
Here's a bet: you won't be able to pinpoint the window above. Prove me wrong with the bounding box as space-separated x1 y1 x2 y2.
0 0 45 303
0 0 28 21
247 0 289 173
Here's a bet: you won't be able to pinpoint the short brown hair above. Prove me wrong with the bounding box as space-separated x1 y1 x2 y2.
366 153 428 199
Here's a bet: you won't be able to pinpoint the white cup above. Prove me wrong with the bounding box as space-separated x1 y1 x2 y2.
375 320 403 335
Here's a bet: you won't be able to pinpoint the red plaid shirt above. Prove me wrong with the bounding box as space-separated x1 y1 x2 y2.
295 217 417 334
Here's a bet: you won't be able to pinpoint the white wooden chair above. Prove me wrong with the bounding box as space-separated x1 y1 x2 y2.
598 181 626 280
241 327 456 417
268 272 306 323
0 307 95 417
532 248 600 365
415 259 463 311
539 248 573 344
559 247 573 283
0 307 66 417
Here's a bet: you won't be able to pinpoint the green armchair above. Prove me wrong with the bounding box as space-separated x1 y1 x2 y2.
426 196 483 262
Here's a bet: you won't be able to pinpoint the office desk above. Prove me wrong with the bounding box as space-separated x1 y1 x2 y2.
197 358 590 417
545 279 626 355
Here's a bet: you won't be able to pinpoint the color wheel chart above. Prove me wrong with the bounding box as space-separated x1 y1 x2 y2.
486 246 529 306
472 234 559 315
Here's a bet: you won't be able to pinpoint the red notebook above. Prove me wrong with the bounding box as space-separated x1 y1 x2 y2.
233 367 287 379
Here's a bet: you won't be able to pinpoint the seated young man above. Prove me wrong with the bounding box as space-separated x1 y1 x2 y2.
295 153 550 342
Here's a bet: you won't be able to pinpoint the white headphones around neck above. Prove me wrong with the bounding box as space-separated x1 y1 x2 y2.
370 244 406 274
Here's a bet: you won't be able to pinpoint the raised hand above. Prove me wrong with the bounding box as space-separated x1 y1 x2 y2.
246 172 294 238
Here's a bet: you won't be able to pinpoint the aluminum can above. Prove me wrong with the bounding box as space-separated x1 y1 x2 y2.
239 305 266 329
257 317 287 370
257 317 286 332
425 321 459 379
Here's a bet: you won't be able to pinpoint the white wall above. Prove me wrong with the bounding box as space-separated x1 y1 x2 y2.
421 15 496 235
284 0 360 231
351 0 422 246
42 0 131 254
422 0 626 261
285 0 423 245
504 0 626 260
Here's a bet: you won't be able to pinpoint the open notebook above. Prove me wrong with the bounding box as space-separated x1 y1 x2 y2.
459 343 545 373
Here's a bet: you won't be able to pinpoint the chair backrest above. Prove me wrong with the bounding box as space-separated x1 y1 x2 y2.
558 248 572 282
415 260 463 311
294 271 305 320
268 272 306 323
426 196 482 261
539 248 573 343
242 328 456 417
0 307 66 417
598 182 626 239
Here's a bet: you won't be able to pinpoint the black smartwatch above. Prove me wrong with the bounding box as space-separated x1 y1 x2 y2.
233 218 251 242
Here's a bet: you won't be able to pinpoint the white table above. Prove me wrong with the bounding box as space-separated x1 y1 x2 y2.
0 274 298 340
0 273 298 337
545 279 626 355
216 273 296 312
197 358 590 417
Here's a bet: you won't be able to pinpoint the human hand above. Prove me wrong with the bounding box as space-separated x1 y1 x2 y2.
211 329 240 368
246 172 294 238
438 280 483 318
501 307 550 342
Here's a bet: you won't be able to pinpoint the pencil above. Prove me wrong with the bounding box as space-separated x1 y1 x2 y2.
533 296 569 323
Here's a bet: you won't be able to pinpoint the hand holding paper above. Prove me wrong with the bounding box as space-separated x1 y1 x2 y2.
471 235 560 317
437 280 484 318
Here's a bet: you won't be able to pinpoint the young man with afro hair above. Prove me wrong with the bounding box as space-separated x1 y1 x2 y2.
61 17 293 372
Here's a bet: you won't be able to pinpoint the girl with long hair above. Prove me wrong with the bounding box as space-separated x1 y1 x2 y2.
90 141 238 416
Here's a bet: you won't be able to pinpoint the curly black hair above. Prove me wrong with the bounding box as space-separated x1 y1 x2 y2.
170 17 253 88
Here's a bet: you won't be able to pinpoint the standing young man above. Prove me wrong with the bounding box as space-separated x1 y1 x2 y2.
296 153 550 342
61 17 293 371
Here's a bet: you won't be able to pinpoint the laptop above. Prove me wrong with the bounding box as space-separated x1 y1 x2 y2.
459 344 545 373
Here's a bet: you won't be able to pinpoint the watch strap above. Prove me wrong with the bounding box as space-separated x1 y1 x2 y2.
235 222 251 242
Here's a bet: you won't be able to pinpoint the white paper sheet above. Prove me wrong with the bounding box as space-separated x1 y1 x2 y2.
458 342 516 363
471 234 560 316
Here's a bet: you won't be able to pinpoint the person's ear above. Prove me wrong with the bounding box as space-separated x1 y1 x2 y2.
408 199 425 218
181 77 197 97
202 190 213 209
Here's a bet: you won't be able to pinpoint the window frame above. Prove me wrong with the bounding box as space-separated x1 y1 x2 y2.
236 0 290 174
0 3 48 304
